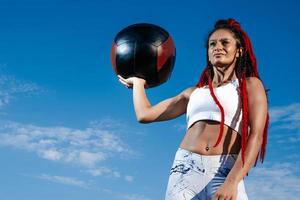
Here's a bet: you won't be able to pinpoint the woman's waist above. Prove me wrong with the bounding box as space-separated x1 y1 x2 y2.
173 147 238 170
179 143 240 156
181 122 241 155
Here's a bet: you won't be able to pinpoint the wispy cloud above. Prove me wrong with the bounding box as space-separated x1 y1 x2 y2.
0 68 141 183
0 120 138 180
170 103 300 199
246 162 300 199
172 123 186 132
32 172 152 200
36 174 89 189
269 103 300 131
121 193 153 200
86 166 120 177
34 173 148 199
0 68 40 108
124 175 134 182
34 174 152 200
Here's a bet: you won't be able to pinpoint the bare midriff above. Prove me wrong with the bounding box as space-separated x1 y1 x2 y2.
179 120 241 155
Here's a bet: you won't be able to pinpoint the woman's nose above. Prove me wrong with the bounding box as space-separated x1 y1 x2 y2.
215 41 223 50
212 42 223 53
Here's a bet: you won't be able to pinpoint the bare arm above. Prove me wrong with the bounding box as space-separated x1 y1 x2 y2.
213 77 268 200
118 75 196 123
226 77 268 183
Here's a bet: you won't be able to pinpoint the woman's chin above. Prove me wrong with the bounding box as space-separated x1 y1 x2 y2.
213 62 227 68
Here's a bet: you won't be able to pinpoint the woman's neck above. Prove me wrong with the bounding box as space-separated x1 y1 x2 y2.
212 66 237 86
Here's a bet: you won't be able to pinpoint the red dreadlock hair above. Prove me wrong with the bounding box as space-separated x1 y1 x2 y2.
196 19 270 167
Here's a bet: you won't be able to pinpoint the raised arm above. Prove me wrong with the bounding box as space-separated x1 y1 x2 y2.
118 75 196 123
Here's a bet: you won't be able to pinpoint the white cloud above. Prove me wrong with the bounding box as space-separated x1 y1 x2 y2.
122 194 153 200
266 103 300 145
85 166 125 180
246 162 300 199
113 171 121 178
78 151 106 167
0 71 40 108
245 104 300 199
86 166 113 177
35 173 149 200
269 103 300 129
124 175 134 182
36 174 89 189
39 149 62 161
0 120 136 180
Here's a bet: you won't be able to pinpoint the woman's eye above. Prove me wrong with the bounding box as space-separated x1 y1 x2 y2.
222 41 229 45
209 42 215 46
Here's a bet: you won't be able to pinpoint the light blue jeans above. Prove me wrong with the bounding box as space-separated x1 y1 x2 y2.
165 148 248 200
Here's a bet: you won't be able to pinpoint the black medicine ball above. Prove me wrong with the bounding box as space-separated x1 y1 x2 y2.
110 23 176 88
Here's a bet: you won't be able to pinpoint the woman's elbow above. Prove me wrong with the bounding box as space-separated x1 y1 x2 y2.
137 114 152 124
138 119 150 124
138 117 152 124
249 131 264 146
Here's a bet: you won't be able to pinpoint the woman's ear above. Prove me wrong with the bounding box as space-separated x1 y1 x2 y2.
236 47 243 58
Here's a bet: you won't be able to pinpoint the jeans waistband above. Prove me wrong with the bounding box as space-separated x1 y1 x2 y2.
176 147 238 168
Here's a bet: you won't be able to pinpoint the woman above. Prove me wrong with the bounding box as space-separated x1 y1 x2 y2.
118 18 269 200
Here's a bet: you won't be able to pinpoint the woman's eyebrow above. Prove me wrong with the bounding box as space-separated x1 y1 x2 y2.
209 38 231 42
220 38 231 41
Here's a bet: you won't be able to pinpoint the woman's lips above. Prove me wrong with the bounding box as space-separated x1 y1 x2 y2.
213 53 224 56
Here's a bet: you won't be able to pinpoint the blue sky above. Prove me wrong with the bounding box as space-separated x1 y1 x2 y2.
0 0 299 199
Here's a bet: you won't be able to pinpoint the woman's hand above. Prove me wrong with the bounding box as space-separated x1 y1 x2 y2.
118 75 147 89
213 180 238 200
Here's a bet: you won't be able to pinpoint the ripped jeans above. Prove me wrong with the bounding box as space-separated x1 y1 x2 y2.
165 148 248 200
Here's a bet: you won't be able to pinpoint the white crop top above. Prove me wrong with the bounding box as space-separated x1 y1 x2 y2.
186 79 242 134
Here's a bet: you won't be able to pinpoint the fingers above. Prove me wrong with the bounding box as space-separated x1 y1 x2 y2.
117 74 124 79
213 194 230 200
118 75 132 89
117 74 148 89
213 194 221 200
117 74 126 82
118 78 130 88
212 195 218 200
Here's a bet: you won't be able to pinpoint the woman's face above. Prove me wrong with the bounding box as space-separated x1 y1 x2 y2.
208 29 240 68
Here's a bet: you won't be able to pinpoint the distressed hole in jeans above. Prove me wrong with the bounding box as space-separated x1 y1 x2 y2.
170 163 191 175
193 165 206 174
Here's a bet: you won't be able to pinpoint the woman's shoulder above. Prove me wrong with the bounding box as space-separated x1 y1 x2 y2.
246 77 264 88
245 77 266 96
181 86 198 100
246 76 262 83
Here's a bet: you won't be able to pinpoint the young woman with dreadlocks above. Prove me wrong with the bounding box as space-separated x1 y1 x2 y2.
118 18 269 200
